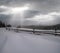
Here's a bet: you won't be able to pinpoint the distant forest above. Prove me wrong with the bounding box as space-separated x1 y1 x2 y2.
0 21 11 27
23 24 60 30
0 20 60 30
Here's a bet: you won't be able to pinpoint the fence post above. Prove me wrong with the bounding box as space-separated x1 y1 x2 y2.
33 28 35 34
55 26 57 36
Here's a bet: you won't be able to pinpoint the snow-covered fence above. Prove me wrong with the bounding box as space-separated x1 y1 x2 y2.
5 27 60 35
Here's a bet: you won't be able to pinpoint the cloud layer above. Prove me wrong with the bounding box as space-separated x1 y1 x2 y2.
0 0 60 26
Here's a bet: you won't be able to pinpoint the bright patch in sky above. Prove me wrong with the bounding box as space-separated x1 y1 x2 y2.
9 4 30 26
11 5 29 14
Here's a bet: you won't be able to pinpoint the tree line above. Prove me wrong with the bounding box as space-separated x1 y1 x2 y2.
0 20 60 30
0 21 11 27
24 24 60 30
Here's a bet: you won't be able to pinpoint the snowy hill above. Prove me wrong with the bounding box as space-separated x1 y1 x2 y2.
0 28 60 53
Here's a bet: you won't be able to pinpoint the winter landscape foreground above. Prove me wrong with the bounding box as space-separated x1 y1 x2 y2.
0 28 60 53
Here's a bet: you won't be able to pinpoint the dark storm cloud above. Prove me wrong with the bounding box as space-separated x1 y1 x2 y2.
24 10 40 18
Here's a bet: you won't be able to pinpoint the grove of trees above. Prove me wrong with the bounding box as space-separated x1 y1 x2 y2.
0 21 11 28
0 21 5 27
0 20 60 31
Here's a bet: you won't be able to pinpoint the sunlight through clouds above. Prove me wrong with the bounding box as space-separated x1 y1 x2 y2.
0 4 60 26
11 4 30 14
9 4 30 26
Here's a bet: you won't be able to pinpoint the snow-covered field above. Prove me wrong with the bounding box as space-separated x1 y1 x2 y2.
0 28 60 53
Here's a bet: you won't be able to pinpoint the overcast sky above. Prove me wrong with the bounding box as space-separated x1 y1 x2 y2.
0 0 60 26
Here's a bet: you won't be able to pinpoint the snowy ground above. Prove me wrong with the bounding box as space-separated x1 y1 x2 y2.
0 28 60 53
